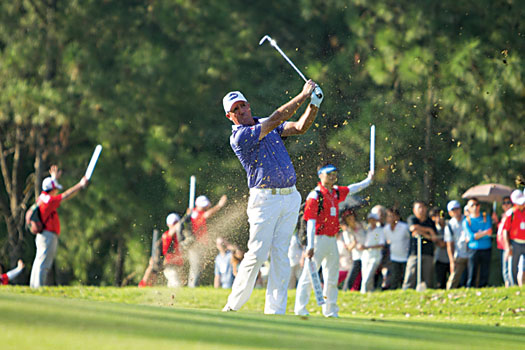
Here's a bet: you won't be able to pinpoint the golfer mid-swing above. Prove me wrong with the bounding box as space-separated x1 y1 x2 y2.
222 79 323 314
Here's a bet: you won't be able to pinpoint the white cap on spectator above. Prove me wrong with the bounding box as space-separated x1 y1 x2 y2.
42 177 63 191
367 212 380 221
166 213 180 226
223 91 247 114
447 200 461 212
195 195 211 208
511 189 525 206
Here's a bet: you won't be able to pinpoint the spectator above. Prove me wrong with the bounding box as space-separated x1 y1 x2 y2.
138 257 159 287
1 259 24 285
288 231 304 289
463 198 492 288
371 205 389 290
162 213 184 288
430 208 450 289
340 208 366 291
360 212 385 293
402 201 437 290
295 164 373 317
493 196 513 287
371 205 386 226
383 208 410 289
214 237 234 288
503 190 525 287
188 194 227 287
445 200 470 289
30 165 88 288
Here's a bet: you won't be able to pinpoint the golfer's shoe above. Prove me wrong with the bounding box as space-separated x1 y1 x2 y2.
222 305 235 312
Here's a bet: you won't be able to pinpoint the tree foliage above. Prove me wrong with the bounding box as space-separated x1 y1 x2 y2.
0 0 523 285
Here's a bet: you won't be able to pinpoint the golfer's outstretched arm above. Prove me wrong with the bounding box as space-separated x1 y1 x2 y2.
259 80 315 140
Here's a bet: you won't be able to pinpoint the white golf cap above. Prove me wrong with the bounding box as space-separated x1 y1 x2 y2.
367 212 380 221
223 91 247 114
195 195 211 208
166 213 180 226
511 189 525 206
447 200 461 212
42 177 63 192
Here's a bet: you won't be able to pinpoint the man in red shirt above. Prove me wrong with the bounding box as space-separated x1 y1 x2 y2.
29 165 88 288
161 213 185 287
294 164 373 317
187 194 227 287
503 189 525 286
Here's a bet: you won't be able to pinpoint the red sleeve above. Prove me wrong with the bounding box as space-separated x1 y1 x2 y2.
47 194 63 211
338 186 350 203
502 210 513 232
1 273 8 285
303 193 319 222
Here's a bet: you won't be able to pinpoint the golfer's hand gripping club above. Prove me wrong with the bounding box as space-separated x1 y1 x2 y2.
310 85 323 108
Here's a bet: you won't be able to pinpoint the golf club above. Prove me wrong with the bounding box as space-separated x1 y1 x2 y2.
259 35 323 99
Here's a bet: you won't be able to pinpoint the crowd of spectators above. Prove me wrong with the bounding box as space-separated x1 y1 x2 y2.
319 191 525 292
138 189 524 292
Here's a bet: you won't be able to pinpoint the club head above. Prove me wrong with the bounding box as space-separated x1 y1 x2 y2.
259 35 272 46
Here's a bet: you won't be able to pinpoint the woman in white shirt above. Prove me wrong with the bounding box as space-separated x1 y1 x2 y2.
360 213 386 293
340 209 366 291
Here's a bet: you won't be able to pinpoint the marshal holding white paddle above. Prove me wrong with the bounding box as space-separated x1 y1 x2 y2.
85 144 103 180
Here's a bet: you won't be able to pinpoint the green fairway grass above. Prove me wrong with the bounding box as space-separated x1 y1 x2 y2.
1 287 523 350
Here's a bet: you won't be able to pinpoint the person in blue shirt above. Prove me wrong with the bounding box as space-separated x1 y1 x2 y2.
463 197 492 287
221 79 322 314
214 237 234 289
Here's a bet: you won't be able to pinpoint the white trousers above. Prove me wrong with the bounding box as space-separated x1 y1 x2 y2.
360 250 381 293
163 265 182 288
225 188 301 314
294 235 339 317
187 243 204 287
30 230 58 288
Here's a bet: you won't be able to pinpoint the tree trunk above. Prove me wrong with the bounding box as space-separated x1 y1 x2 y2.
115 237 126 286
5 216 22 266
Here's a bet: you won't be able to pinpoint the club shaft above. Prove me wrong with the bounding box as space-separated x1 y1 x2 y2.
261 36 322 99
271 43 308 82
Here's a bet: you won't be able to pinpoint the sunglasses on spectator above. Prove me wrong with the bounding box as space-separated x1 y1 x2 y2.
502 201 512 205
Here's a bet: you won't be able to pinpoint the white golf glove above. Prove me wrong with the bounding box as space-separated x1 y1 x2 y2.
310 86 324 108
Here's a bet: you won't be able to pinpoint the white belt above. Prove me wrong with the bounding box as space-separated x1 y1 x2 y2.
250 185 296 195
